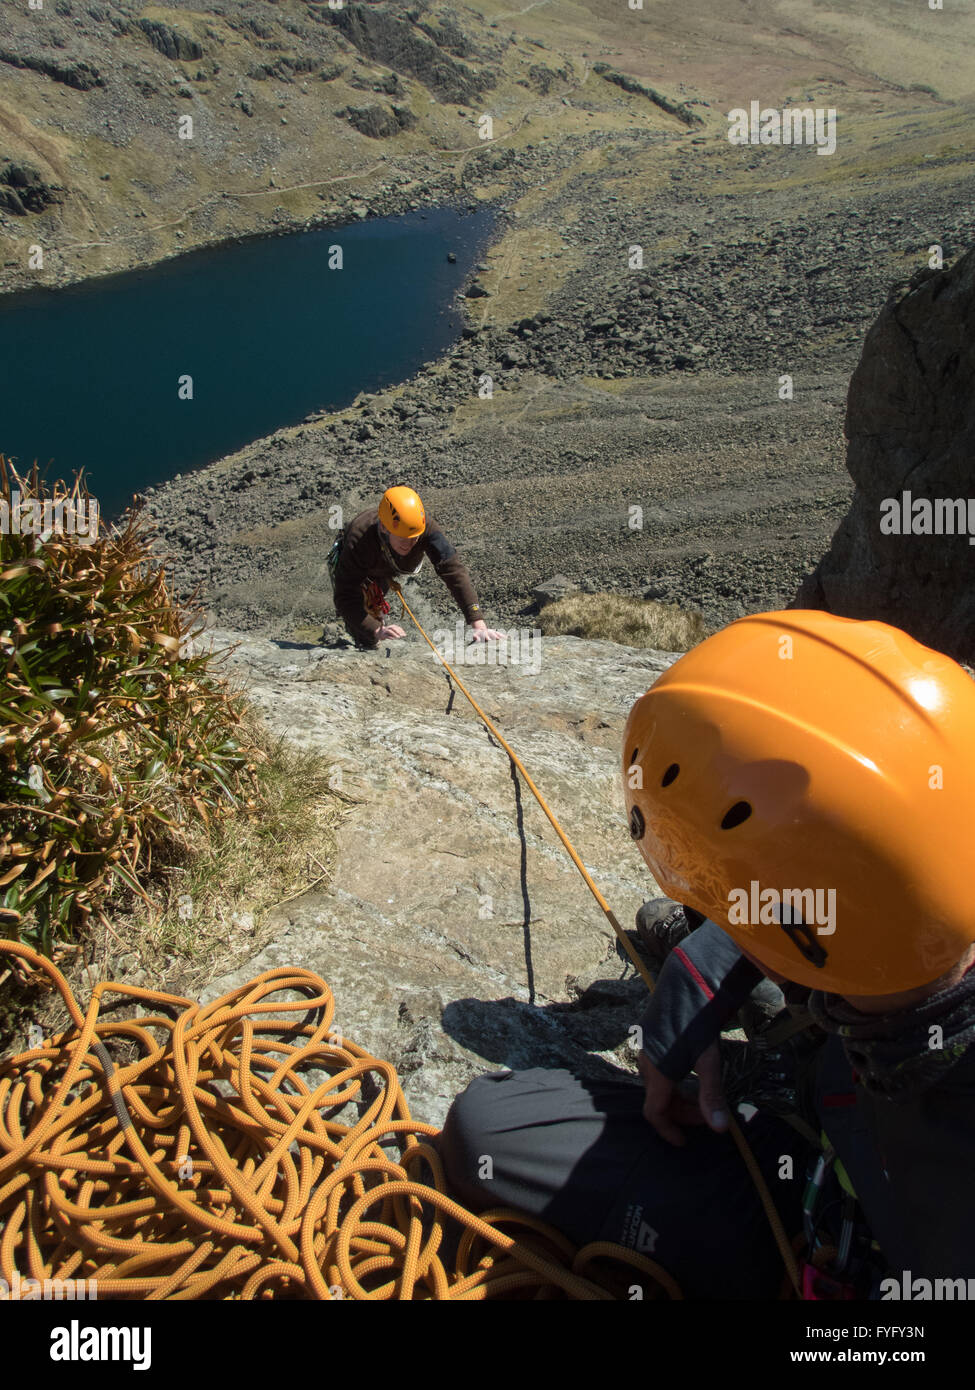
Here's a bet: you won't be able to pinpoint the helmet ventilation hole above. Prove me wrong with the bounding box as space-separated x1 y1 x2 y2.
629 806 645 840
661 763 680 787
630 747 639 767
720 801 752 830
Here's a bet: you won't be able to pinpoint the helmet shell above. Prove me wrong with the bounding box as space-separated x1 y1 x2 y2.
379 487 426 539
622 610 975 994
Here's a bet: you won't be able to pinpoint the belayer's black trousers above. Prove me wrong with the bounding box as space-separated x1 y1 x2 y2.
439 1066 808 1299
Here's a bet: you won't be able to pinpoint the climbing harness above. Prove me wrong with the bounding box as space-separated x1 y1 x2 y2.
389 582 804 1296
0 940 680 1300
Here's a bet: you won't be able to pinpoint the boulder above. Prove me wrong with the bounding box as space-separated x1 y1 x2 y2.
532 574 578 607
337 104 415 138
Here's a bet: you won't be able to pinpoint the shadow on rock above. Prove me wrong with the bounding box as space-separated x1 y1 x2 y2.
442 975 649 1082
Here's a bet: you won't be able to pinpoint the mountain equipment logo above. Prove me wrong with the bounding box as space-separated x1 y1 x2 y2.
636 1221 659 1255
621 1203 659 1254
50 1320 151 1370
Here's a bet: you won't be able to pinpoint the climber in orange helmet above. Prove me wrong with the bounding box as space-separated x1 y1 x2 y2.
327 486 505 651
440 610 975 1299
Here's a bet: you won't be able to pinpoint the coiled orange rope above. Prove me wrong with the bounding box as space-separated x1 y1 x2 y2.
0 940 681 1300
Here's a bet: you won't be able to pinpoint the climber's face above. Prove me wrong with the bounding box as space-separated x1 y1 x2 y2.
384 526 420 556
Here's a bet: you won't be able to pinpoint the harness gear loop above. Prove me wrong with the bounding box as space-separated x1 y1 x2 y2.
363 579 391 621
390 582 802 1296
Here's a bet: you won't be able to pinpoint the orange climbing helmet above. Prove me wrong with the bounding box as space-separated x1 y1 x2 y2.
379 486 426 539
622 609 975 995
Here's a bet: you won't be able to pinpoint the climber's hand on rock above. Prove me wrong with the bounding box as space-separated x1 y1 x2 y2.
637 1044 727 1147
469 620 505 641
376 624 405 640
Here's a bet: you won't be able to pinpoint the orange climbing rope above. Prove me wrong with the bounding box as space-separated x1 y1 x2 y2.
390 583 802 1296
0 940 681 1300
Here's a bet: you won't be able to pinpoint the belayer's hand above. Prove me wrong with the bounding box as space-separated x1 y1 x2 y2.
469 620 505 641
636 1044 728 1147
376 624 406 640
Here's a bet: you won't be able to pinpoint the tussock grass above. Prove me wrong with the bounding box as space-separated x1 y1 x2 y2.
538 592 707 651
119 716 346 974
0 459 347 1022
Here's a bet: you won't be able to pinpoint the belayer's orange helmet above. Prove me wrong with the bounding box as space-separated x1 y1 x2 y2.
379 486 426 539
622 610 975 995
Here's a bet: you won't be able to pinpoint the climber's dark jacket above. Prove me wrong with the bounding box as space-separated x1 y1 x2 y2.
333 507 483 648
639 919 975 1283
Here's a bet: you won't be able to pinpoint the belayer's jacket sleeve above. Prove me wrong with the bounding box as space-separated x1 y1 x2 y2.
638 920 765 1078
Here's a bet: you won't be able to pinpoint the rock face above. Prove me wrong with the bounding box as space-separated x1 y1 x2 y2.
199 629 679 1126
591 63 703 128
136 19 204 63
796 247 975 663
0 45 103 90
322 3 495 105
337 104 417 139
0 161 61 216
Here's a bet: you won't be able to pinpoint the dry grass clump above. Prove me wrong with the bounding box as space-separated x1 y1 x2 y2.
538 592 707 651
0 460 344 985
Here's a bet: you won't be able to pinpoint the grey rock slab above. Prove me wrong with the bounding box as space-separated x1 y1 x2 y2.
198 627 678 1124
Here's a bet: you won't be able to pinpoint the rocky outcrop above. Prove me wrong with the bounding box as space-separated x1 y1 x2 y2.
337 104 417 139
135 19 204 63
591 64 703 128
795 246 975 663
248 55 324 82
0 161 62 216
320 3 494 105
196 628 678 1125
0 45 103 90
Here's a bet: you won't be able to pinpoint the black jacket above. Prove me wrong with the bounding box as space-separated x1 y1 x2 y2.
639 920 975 1285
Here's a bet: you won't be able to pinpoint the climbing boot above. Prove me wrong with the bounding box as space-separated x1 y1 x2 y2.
633 896 701 973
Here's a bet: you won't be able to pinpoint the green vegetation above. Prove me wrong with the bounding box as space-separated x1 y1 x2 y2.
538 591 707 651
0 460 343 982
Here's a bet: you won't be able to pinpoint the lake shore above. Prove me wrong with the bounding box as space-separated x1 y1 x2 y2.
142 130 975 639
3 0 975 635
